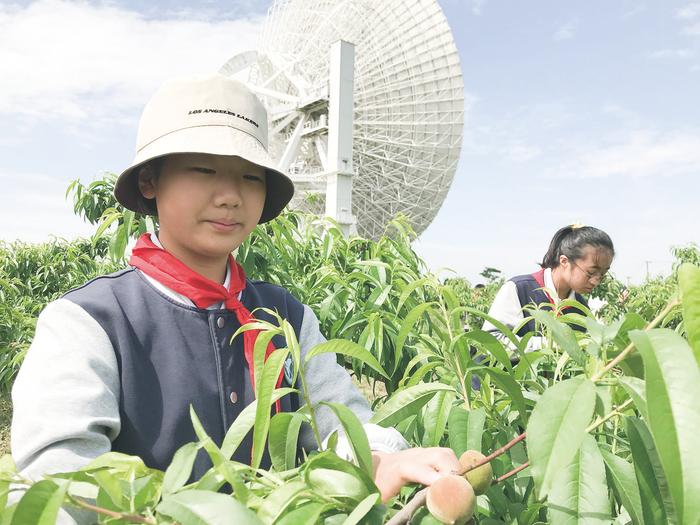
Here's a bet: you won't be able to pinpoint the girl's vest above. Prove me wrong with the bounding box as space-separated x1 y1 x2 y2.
63 268 304 479
509 269 588 337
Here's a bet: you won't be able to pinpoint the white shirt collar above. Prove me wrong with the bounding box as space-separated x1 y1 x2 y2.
543 267 576 305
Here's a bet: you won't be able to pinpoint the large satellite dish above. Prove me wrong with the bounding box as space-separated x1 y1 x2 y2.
221 0 464 239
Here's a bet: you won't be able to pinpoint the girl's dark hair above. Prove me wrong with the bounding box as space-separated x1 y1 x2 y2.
540 225 614 268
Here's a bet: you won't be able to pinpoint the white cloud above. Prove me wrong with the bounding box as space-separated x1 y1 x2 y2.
684 21 700 34
554 129 700 179
462 101 572 159
648 48 694 59
622 5 646 19
553 21 577 41
0 0 265 121
676 3 700 20
0 170 94 242
505 144 542 162
470 0 486 16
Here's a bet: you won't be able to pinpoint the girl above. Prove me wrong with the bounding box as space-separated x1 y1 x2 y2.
483 225 614 343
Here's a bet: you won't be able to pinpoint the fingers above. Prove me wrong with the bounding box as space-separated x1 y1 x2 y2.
372 447 463 503
401 447 461 486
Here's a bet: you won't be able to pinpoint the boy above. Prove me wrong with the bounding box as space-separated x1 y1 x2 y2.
11 75 460 523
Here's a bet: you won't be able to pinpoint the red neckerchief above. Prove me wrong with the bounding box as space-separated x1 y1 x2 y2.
130 234 283 415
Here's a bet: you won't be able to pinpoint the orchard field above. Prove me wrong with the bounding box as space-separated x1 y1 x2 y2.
0 175 699 524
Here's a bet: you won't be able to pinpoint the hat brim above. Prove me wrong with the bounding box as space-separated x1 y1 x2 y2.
114 125 294 224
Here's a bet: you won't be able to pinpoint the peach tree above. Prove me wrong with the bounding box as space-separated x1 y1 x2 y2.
1 263 699 524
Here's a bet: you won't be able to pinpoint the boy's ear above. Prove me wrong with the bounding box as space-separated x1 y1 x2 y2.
137 166 157 199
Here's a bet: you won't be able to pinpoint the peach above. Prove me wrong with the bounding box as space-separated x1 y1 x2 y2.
459 450 493 495
425 474 476 524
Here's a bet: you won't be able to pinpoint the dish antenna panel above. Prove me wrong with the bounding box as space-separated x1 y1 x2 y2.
221 0 464 238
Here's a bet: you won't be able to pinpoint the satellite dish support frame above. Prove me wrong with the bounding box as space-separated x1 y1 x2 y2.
325 40 357 237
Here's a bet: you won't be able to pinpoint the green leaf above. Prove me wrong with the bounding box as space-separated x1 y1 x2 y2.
474 367 528 424
191 469 226 493
630 329 700 524
80 452 146 472
394 302 435 362
396 276 435 312
457 305 524 351
303 451 377 503
1 503 17 525
92 470 123 507
157 490 262 525
190 406 226 467
604 312 648 377
321 402 373 475
220 387 296 460
108 222 128 261
93 209 121 239
257 480 308 523
11 480 67 525
306 468 369 503
341 493 381 525
250 347 290 469
410 506 448 525
305 339 388 379
0 456 14 474
679 263 700 365
122 209 135 239
460 329 512 371
132 473 160 510
0 456 15 510
253 330 278 393
420 390 455 447
404 361 441 388
447 406 486 456
269 412 304 471
548 434 611 524
612 313 647 350
281 319 302 385
627 417 676 525
369 383 453 427
600 448 644 525
617 377 648 421
162 442 200 496
275 502 328 525
527 376 596 500
528 309 585 366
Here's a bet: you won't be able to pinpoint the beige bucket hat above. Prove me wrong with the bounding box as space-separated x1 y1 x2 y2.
115 74 294 223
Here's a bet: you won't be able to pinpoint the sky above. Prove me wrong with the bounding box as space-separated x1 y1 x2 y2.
1 0 698 284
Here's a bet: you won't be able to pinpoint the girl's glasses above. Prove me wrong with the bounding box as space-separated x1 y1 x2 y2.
571 260 607 282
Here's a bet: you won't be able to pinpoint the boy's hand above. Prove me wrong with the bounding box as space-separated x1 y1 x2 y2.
372 447 461 502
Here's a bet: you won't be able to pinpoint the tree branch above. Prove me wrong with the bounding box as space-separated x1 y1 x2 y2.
67 496 157 524
455 431 527 477
591 297 680 382
385 488 427 525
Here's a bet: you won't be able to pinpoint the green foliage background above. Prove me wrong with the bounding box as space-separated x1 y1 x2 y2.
0 173 698 525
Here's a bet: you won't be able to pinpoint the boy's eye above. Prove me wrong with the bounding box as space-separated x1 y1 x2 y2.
188 166 216 174
244 174 264 182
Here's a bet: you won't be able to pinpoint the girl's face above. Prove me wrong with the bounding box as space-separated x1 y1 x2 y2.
138 153 266 268
559 245 614 294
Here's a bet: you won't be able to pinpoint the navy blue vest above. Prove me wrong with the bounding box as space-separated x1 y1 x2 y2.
63 268 304 479
510 272 588 337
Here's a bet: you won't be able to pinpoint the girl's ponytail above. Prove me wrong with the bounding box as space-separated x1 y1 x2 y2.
540 224 614 268
541 225 575 268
